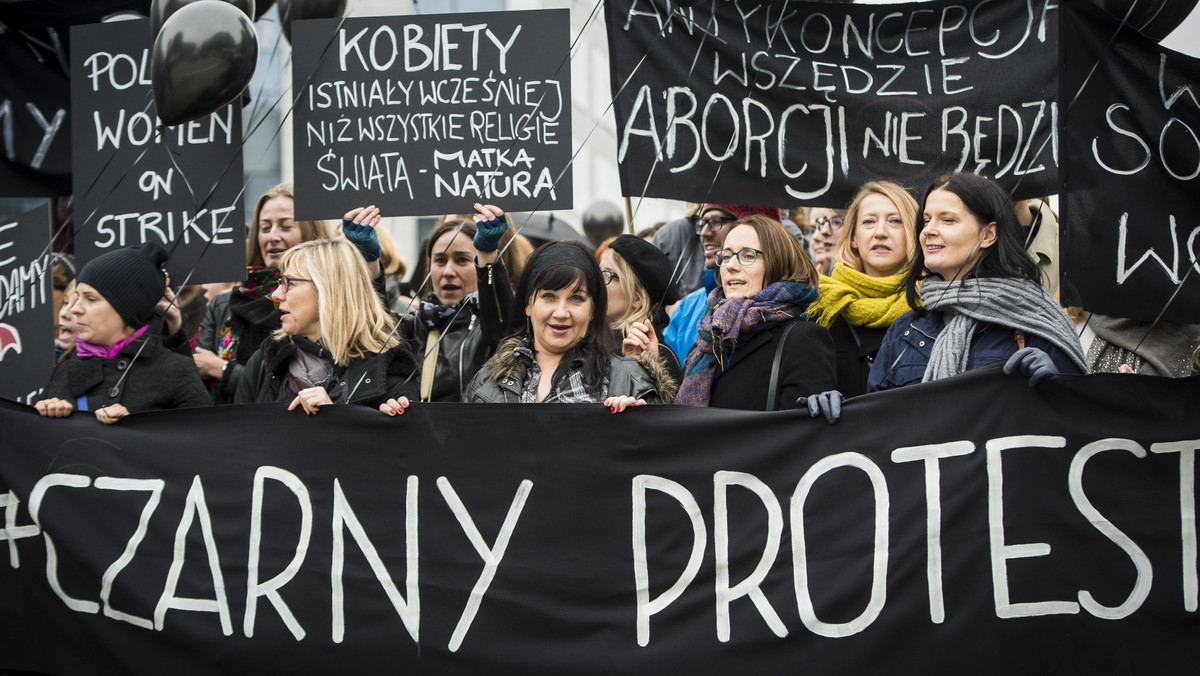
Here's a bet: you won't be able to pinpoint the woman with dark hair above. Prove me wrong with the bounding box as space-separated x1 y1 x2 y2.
806 181 919 396
35 242 209 423
194 183 327 403
865 173 1087 392
600 234 683 383
463 240 675 407
235 239 419 413
406 203 514 402
676 215 836 411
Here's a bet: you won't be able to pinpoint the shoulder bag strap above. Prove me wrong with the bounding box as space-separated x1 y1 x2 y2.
765 321 800 412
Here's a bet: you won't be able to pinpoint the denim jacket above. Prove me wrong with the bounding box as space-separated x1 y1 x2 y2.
867 309 1083 392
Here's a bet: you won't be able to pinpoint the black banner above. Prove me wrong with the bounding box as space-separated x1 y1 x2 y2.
1 367 1197 674
70 19 246 285
0 31 72 197
291 11 573 220
605 0 1059 207
1059 0 1200 323
0 204 53 404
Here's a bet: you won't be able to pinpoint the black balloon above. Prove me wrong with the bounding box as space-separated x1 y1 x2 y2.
255 0 275 20
277 0 347 44
150 0 255 38
151 0 258 126
1089 0 1199 42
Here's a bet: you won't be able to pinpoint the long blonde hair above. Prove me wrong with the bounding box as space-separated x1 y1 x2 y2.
276 240 402 366
835 181 919 275
245 183 326 268
606 249 652 334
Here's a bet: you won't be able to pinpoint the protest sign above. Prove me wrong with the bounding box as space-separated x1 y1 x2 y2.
1059 0 1200 323
70 19 246 285
605 0 1059 207
290 10 573 219
0 204 52 403
0 32 72 197
0 367 1197 674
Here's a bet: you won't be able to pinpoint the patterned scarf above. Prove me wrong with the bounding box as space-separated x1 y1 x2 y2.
920 277 1088 382
807 263 910 330
418 292 479 331
216 266 280 364
675 280 819 407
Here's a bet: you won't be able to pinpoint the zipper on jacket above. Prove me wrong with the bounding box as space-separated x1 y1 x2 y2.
459 312 477 395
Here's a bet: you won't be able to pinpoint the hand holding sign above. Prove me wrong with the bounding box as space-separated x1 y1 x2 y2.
151 0 258 126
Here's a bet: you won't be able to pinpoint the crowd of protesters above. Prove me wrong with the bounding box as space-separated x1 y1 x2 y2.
35 172 1200 424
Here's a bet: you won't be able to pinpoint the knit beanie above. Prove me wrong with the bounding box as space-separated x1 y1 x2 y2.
77 241 168 328
701 203 782 222
607 234 679 307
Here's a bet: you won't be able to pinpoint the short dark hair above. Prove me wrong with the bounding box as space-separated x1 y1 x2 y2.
903 173 1040 309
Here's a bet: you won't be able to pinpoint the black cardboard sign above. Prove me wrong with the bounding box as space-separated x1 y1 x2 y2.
291 10 573 219
0 204 53 403
70 19 246 285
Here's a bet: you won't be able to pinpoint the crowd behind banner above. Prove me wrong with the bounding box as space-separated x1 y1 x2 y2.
2 0 1200 670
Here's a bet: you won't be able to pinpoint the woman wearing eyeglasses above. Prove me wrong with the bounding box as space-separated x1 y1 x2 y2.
809 207 847 275
675 215 836 411
600 234 684 384
463 240 676 407
806 181 919 397
234 239 420 414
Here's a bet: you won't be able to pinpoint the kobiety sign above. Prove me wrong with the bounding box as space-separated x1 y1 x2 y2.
291 10 573 219
605 0 1060 207
0 367 1196 673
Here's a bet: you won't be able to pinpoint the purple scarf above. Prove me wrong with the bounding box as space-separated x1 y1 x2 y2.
75 324 148 360
675 281 818 407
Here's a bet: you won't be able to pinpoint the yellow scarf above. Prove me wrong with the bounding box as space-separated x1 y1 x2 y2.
807 263 911 330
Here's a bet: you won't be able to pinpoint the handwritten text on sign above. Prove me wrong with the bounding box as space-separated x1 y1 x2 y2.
69 19 246 284
606 0 1059 207
292 11 573 219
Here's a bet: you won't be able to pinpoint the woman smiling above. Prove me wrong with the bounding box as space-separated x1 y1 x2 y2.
676 215 835 411
463 240 675 408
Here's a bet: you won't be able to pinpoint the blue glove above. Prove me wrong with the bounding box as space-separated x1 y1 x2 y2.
473 214 509 252
1003 347 1058 387
802 390 844 424
342 218 381 262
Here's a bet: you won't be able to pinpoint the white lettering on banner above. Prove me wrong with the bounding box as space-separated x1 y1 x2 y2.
92 106 234 151
338 23 522 75
633 434 1199 645
92 205 238 250
5 433 1196 648
154 476 233 635
987 436 1080 618
1114 213 1200 287
0 101 67 170
0 234 50 322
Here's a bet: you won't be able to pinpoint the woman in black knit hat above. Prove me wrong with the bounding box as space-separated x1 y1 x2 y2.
600 234 684 384
34 242 210 423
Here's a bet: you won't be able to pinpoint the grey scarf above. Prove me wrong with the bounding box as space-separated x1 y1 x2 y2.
920 278 1088 382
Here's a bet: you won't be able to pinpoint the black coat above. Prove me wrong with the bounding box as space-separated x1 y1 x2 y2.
43 335 210 414
197 290 281 404
408 259 513 402
234 335 420 408
705 317 837 411
828 316 888 398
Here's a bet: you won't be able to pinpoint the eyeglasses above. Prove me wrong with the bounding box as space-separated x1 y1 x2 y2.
814 215 845 230
695 214 736 235
601 270 620 285
714 247 764 267
278 276 313 294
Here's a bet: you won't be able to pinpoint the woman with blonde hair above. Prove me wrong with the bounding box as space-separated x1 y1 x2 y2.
600 234 683 382
195 183 326 403
807 181 919 396
235 239 419 414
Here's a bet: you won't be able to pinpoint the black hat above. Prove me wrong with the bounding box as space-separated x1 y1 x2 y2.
607 234 679 307
77 241 168 328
